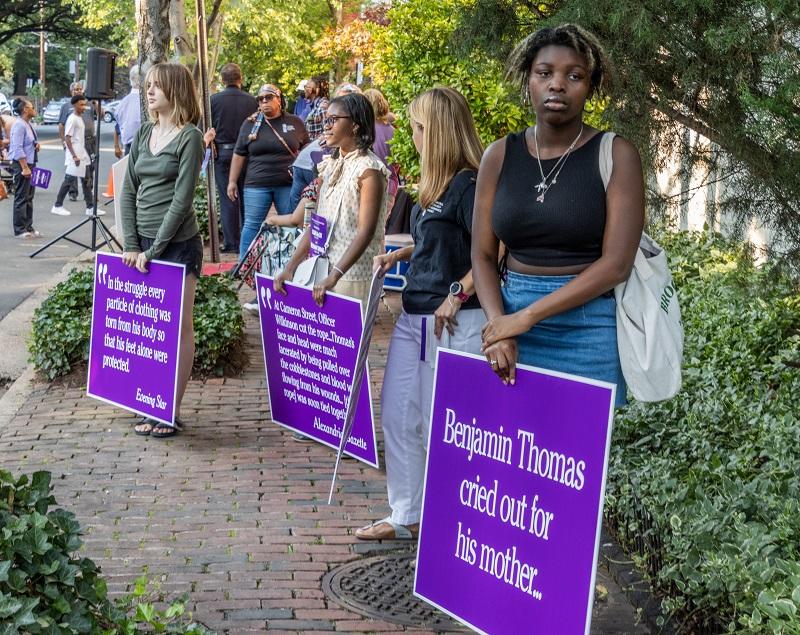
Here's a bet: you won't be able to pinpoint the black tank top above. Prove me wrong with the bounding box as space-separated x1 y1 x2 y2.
492 130 606 267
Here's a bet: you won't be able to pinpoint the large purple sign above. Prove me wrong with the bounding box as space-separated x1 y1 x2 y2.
415 350 615 634
255 273 378 467
87 253 185 425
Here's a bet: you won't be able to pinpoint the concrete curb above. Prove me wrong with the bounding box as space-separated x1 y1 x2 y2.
0 249 95 427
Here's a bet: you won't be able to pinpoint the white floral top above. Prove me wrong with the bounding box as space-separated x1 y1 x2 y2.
317 149 390 281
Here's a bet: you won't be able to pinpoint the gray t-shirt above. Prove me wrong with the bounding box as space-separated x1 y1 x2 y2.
58 102 95 139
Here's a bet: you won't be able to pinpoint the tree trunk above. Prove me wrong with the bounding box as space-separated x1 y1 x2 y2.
136 0 171 114
169 0 195 63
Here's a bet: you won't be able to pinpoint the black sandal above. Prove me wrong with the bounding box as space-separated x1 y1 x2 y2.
134 417 155 436
150 418 183 439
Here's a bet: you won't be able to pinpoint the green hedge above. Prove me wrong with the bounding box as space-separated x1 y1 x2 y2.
29 270 244 381
0 470 209 633
607 232 800 633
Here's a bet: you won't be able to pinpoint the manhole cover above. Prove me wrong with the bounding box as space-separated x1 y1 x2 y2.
323 553 466 630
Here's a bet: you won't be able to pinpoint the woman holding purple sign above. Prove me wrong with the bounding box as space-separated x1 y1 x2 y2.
471 24 645 407
356 87 485 541
120 62 205 438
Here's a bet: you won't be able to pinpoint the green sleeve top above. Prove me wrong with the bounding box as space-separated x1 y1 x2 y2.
120 121 204 260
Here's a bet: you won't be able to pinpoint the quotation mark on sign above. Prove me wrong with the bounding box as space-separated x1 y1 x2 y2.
97 262 108 286
261 286 272 311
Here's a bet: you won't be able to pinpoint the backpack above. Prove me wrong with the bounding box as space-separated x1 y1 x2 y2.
600 133 684 402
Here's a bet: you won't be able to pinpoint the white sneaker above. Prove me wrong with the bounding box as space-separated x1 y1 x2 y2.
86 207 106 216
50 206 71 216
243 301 259 314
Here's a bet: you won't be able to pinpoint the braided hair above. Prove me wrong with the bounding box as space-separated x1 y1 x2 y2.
507 24 613 101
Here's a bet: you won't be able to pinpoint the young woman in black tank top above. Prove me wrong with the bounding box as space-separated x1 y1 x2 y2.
471 24 645 404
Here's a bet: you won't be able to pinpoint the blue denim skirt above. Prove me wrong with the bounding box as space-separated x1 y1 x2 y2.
502 271 626 407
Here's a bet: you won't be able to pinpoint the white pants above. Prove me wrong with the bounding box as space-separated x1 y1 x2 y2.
381 308 485 525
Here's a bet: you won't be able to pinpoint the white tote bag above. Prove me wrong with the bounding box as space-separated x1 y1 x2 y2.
600 133 684 401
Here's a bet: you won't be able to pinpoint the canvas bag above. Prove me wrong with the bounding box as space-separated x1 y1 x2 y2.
600 132 684 401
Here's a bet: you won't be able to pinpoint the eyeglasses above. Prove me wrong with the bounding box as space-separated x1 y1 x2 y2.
257 94 278 103
323 115 350 127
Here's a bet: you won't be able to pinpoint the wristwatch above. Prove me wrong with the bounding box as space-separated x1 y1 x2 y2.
449 281 470 303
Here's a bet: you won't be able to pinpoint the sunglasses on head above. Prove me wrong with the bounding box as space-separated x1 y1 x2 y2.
258 94 278 103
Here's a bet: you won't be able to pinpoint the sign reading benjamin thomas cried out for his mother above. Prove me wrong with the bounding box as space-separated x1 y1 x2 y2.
87 253 185 426
414 350 616 635
255 273 378 467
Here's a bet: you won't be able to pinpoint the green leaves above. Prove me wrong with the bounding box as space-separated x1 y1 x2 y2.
607 231 800 631
0 470 212 633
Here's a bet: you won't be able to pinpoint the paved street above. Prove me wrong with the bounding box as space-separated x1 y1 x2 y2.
0 122 118 320
0 288 650 634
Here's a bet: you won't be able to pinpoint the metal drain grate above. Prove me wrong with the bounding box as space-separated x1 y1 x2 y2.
323 553 466 630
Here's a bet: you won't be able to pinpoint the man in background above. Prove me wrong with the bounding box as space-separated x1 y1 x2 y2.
208 63 258 253
58 81 98 203
113 66 142 158
51 95 97 217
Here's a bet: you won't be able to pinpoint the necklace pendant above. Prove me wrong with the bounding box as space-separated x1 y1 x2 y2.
536 192 546 203
551 176 557 184
535 181 547 192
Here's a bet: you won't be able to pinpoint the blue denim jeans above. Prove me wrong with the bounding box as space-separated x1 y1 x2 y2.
239 185 292 261
288 166 315 214
501 272 627 407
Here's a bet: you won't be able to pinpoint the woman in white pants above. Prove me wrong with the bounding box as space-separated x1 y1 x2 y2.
357 87 485 540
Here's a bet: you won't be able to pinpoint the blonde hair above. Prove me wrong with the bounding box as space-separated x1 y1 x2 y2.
145 63 201 127
407 87 483 208
364 88 390 123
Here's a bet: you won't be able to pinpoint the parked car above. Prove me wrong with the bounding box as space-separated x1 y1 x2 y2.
42 97 70 124
0 93 11 116
102 99 120 123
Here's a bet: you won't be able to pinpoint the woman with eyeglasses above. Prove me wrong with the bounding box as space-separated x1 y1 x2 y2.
274 92 389 307
228 84 310 262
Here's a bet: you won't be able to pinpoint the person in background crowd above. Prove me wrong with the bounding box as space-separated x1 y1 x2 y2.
8 99 40 239
364 88 394 165
0 112 16 160
304 75 330 141
471 24 644 407
229 84 309 264
356 87 485 540
51 95 97 217
113 65 143 158
59 82 97 203
207 63 259 253
120 63 205 438
293 80 312 122
275 92 389 306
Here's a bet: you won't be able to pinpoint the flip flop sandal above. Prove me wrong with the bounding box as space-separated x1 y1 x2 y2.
355 517 419 541
134 418 155 436
150 418 184 439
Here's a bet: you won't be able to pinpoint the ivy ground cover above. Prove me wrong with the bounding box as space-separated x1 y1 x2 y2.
607 232 800 633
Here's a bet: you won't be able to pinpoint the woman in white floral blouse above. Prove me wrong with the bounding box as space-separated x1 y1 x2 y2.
275 92 389 307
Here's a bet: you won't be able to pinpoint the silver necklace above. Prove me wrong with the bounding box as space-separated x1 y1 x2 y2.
533 124 583 203
152 122 178 150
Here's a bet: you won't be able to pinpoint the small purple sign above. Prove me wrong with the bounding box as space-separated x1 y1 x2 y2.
87 253 185 425
30 167 52 189
415 350 615 635
255 273 378 467
309 214 328 257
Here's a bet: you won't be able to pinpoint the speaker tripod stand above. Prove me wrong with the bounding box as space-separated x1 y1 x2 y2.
31 99 122 259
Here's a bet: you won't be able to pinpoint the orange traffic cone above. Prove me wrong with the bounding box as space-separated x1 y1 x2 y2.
102 168 114 198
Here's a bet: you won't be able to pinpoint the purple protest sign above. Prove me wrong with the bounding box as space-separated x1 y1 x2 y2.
30 167 52 189
255 273 378 467
87 253 185 425
309 214 327 257
415 350 615 635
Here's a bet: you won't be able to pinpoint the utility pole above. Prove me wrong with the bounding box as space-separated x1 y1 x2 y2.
38 1 46 107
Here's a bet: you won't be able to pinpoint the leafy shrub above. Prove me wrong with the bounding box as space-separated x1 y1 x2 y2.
193 175 223 245
193 275 246 376
0 470 209 634
607 232 800 633
30 270 245 380
29 270 94 381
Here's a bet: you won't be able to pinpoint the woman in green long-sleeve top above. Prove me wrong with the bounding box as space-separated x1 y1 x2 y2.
120 62 204 439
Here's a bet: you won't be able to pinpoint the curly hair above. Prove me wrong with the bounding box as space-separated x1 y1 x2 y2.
507 24 613 101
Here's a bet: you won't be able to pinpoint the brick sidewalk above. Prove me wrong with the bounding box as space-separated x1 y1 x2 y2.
0 292 648 634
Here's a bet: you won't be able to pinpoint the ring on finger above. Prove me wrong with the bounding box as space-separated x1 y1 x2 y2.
490 360 498 366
